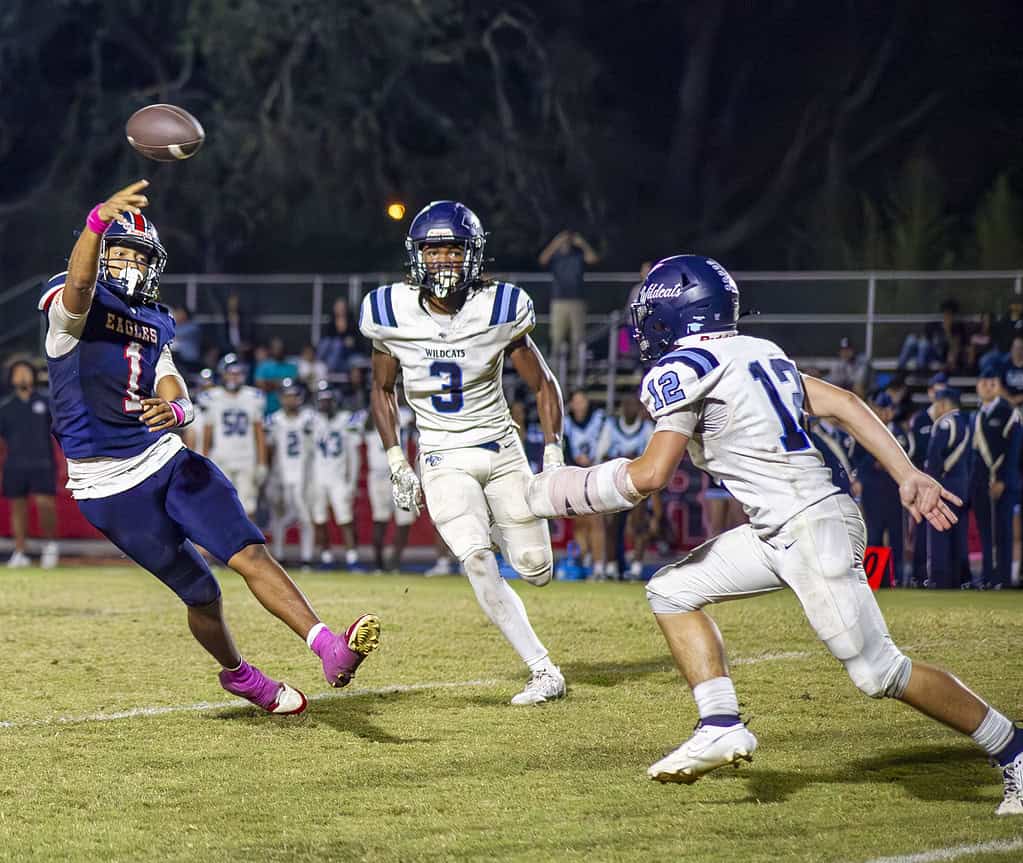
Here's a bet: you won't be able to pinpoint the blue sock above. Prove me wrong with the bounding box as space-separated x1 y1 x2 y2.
996 726 1023 766
700 713 741 728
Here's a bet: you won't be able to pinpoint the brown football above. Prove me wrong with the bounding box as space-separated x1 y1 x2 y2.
126 104 205 162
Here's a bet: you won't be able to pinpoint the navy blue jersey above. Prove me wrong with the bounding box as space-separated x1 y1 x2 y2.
851 422 908 493
924 409 971 495
811 428 852 495
970 398 1022 491
907 409 932 469
43 277 177 459
564 408 606 465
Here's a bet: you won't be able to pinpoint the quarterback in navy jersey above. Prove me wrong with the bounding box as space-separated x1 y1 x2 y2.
525 254 1023 814
42 181 379 715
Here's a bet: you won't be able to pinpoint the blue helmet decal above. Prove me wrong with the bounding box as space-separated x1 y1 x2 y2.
630 255 739 362
404 201 487 299
99 211 167 303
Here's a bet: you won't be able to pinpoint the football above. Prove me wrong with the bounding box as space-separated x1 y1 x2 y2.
125 104 205 162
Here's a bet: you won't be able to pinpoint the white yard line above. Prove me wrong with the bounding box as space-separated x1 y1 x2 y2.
0 649 817 730
858 837 1023 863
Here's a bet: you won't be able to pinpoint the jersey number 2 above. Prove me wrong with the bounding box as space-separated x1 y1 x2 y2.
123 342 143 413
430 361 463 413
748 359 811 452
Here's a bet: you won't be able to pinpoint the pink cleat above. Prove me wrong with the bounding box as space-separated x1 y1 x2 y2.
311 614 381 688
219 661 308 715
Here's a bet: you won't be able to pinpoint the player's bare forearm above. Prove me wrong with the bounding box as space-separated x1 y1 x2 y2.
802 375 914 484
626 431 689 495
369 349 402 450
508 336 563 444
63 229 103 316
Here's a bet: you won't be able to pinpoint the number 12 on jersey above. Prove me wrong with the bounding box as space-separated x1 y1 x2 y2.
748 358 811 452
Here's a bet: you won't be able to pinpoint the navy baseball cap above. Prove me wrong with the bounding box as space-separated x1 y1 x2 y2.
978 361 1002 380
928 371 949 387
932 385 960 405
872 392 894 408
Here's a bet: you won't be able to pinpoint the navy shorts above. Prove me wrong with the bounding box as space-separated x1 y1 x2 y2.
2 464 56 498
78 449 265 606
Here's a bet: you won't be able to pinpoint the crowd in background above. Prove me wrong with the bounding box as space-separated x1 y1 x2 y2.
5 271 1023 585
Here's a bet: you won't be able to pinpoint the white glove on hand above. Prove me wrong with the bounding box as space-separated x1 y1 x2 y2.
543 442 565 472
387 446 422 516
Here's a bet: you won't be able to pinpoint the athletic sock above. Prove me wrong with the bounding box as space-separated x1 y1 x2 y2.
526 653 555 675
971 707 1018 763
692 676 740 725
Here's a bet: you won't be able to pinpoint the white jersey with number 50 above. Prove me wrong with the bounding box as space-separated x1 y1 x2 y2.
640 331 838 536
359 281 534 452
205 385 265 469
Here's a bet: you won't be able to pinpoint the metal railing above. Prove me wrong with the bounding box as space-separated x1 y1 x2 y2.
4 270 1020 404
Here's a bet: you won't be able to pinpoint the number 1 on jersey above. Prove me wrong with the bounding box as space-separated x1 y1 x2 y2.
123 341 143 413
748 359 811 452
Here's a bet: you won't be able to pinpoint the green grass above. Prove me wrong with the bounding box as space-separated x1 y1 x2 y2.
1 566 1021 863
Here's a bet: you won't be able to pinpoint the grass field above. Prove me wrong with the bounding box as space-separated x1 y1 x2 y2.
1 566 1021 863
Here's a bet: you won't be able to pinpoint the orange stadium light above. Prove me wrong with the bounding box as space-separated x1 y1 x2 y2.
386 202 406 220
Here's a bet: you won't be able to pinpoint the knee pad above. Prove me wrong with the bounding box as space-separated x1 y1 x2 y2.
645 564 708 615
509 545 553 587
160 542 221 607
843 642 911 699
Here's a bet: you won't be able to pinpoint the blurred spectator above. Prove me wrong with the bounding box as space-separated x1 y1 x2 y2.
883 372 914 425
317 298 365 373
826 337 871 397
254 337 299 414
991 301 1023 354
170 305 202 373
297 344 327 390
967 311 995 372
1001 336 1023 407
563 389 606 579
0 360 58 568
897 299 967 372
538 229 600 358
219 290 254 357
924 385 971 588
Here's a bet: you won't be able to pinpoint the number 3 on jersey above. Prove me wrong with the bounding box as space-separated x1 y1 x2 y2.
430 361 463 413
749 359 811 452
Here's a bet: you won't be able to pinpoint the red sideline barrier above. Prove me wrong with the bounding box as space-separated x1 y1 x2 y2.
864 546 893 589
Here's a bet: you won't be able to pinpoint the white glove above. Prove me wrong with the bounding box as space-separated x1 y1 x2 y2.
543 442 565 472
387 446 422 516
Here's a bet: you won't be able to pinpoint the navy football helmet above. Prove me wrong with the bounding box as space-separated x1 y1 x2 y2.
630 255 739 362
315 379 338 413
404 201 486 298
99 211 167 303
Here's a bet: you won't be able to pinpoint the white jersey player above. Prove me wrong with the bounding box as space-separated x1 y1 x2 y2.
360 200 568 705
362 404 416 572
597 393 657 580
202 357 268 515
267 379 315 564
526 255 1023 816
309 383 361 568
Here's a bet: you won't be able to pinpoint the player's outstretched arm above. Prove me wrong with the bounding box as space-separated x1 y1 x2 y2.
507 335 564 468
63 180 150 316
802 374 961 530
526 429 688 519
369 348 421 514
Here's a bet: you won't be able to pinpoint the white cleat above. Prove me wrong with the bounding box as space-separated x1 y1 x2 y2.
648 722 758 784
510 667 566 706
271 682 309 716
344 549 359 567
6 551 30 569
40 543 59 570
425 557 454 577
997 753 1023 816
320 550 336 567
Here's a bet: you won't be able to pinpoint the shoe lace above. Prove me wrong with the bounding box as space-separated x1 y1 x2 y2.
1004 761 1023 799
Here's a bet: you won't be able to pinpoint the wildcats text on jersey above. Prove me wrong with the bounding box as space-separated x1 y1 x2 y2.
425 347 467 359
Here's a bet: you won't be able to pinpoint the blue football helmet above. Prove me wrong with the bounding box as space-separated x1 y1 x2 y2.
314 379 338 412
630 255 739 362
99 211 167 303
404 201 487 298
